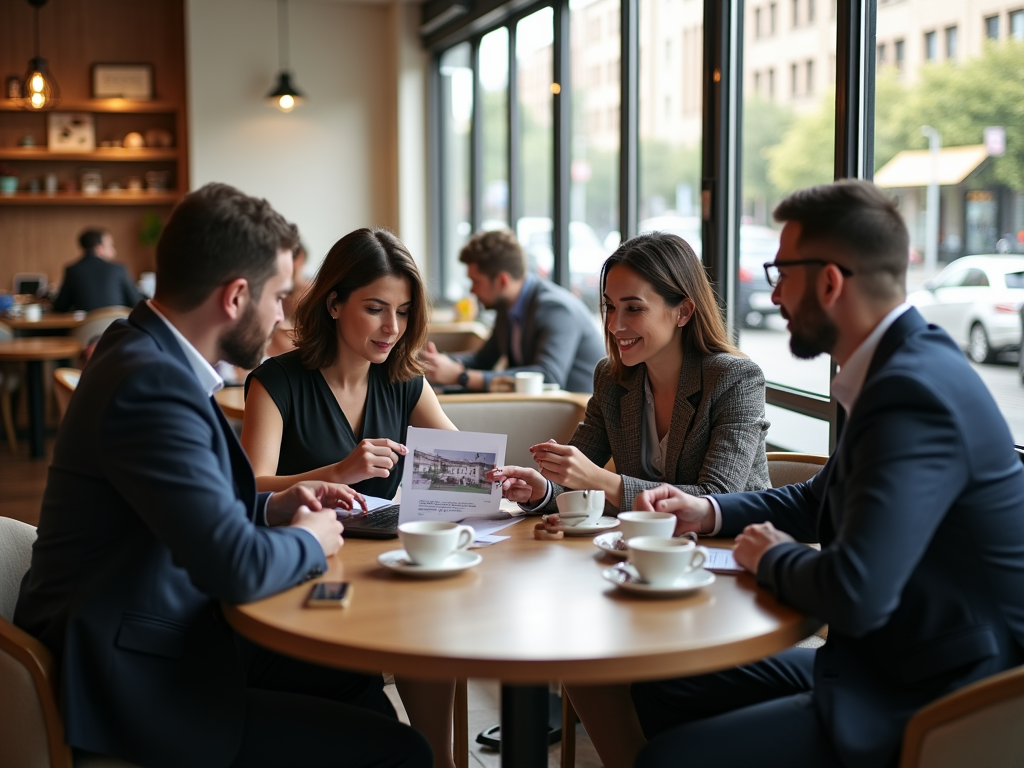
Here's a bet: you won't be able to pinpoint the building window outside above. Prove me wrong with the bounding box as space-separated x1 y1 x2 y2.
895 38 905 72
945 25 958 59
770 2 777 34
768 67 775 98
924 30 937 61
877 42 887 65
808 0 815 24
1012 10 1024 40
754 70 762 94
755 7 762 39
792 0 799 27
985 15 999 40
806 59 814 95
791 62 799 96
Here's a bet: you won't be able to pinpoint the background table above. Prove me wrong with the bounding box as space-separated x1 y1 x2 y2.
225 522 818 768
3 312 86 336
0 337 81 458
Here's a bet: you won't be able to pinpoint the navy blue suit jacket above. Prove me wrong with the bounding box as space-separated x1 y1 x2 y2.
15 302 327 768
52 253 142 313
713 307 1024 768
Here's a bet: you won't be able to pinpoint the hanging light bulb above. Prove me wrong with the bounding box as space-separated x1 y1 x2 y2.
266 0 305 112
20 1 60 111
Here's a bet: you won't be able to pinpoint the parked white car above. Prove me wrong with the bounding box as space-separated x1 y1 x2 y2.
907 255 1024 364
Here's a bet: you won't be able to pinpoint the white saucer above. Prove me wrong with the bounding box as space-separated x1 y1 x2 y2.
378 549 482 578
594 531 628 559
602 562 716 596
547 516 620 536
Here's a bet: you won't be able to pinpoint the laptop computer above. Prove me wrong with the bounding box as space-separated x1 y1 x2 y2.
337 503 402 540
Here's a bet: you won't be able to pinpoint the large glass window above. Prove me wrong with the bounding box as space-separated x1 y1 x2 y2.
516 8 556 282
569 0 620 312
479 29 510 229
874 0 1024 442
637 0 703 274
439 44 473 301
737 0 835 451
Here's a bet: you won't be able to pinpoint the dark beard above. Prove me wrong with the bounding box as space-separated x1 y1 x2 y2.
786 284 838 360
220 301 270 369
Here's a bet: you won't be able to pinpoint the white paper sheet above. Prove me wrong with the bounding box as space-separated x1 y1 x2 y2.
700 546 744 573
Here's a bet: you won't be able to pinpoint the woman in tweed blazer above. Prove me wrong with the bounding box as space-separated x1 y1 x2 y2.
492 231 770 516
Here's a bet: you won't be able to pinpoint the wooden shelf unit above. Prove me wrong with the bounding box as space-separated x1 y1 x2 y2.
0 147 178 162
0 192 182 206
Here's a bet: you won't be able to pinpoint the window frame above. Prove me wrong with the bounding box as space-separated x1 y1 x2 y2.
424 0 879 454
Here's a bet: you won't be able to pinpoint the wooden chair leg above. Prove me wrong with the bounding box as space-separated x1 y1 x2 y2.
454 678 469 768
561 685 576 768
1 385 17 455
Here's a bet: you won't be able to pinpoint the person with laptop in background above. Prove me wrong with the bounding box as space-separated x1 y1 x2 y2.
241 227 459 768
52 228 142 312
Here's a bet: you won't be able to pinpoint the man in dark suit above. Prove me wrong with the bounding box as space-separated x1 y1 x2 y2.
421 228 604 393
52 228 143 312
15 184 431 768
629 180 1024 768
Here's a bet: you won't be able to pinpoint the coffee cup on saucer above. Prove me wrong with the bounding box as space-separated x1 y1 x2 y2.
627 536 706 586
617 511 676 540
555 489 605 524
398 521 474 567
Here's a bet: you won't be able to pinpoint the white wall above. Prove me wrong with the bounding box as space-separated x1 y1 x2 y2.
186 0 428 270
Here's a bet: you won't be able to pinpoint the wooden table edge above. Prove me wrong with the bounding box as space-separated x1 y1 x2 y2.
222 602 820 685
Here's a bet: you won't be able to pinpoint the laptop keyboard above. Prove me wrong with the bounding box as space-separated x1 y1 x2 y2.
357 504 400 529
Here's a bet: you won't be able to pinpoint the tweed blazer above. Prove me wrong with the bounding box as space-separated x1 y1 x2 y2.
545 351 770 513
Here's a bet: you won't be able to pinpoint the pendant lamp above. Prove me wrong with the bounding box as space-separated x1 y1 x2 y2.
20 0 60 110
267 0 304 112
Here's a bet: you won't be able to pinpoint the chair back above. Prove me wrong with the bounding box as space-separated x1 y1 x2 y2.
900 665 1024 768
71 307 131 349
439 395 587 468
426 322 489 354
53 369 81 422
765 452 828 488
0 516 73 768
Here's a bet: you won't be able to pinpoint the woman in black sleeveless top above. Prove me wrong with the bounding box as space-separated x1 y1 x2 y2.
242 228 457 768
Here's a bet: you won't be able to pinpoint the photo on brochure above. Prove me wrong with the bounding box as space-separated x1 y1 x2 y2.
400 427 507 523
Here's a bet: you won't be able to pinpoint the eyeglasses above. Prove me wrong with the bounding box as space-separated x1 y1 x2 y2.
763 259 854 288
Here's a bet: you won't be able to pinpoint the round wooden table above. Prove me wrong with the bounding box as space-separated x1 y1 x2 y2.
214 386 245 420
4 312 87 335
224 522 818 768
0 337 81 458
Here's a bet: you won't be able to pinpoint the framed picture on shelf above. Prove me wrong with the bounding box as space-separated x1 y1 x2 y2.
92 63 154 100
47 113 95 152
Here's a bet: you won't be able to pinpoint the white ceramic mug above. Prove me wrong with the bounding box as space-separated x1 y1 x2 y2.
617 511 677 540
627 536 706 586
555 489 605 522
24 304 42 322
514 371 545 395
398 521 475 567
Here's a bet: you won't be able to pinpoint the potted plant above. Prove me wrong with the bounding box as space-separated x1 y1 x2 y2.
0 163 18 196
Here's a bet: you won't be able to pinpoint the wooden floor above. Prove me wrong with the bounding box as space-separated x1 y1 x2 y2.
0 436 50 526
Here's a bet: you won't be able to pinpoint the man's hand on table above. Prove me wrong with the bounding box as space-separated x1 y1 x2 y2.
266 481 365 557
733 522 794 574
420 341 464 385
634 485 716 536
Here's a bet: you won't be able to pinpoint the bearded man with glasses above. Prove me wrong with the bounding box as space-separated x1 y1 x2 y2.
625 179 1024 768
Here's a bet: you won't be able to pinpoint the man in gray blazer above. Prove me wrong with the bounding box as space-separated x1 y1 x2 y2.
421 228 604 393
16 184 431 768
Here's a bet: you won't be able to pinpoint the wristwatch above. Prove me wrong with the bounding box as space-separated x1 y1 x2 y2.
457 368 469 388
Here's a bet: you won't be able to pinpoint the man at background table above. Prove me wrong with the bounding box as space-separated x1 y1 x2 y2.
16 184 431 768
421 228 603 393
52 228 142 312
631 179 1024 768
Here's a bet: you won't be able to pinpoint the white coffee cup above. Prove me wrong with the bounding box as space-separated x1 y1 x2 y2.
24 304 42 322
555 489 605 522
514 371 545 395
398 521 474 567
627 536 706 586
617 511 677 540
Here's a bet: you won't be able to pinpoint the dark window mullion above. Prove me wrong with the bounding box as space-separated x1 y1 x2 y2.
431 53 447 297
619 0 639 242
470 37 483 234
508 23 521 230
552 0 571 287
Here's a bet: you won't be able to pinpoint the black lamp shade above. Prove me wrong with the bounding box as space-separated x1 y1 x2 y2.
266 70 304 112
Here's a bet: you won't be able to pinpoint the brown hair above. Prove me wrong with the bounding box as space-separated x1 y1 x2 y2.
292 229 427 381
601 232 740 382
773 179 909 301
156 183 299 311
458 228 526 280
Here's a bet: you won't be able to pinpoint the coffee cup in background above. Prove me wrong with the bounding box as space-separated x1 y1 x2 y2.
24 304 42 322
514 371 544 395
617 511 676 540
627 536 706 586
398 521 475 567
555 489 605 522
